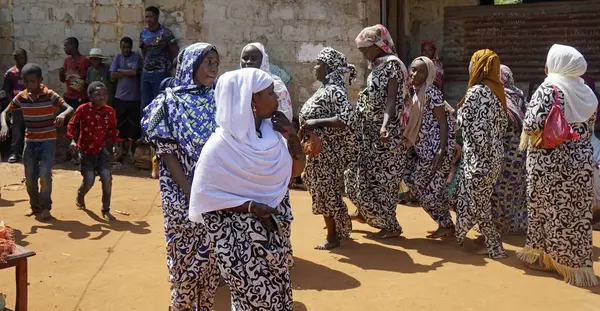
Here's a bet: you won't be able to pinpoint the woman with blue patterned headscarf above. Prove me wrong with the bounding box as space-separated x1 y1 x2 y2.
141 42 220 311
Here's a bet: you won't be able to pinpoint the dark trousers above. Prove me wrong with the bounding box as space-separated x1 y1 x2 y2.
23 140 56 211
10 110 25 156
141 71 168 115
114 98 141 141
77 149 112 211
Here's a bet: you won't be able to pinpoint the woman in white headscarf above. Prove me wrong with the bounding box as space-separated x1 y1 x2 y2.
241 42 293 121
518 44 599 287
403 56 455 238
189 68 303 310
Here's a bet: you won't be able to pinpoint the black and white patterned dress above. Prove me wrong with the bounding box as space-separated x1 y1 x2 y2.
203 194 294 310
299 72 354 239
155 141 220 310
340 56 408 233
455 84 508 258
404 86 455 228
517 83 598 287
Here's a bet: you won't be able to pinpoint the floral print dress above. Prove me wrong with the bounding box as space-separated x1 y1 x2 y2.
517 83 598 287
455 84 508 259
300 72 355 240
340 55 408 233
404 86 455 228
489 96 528 235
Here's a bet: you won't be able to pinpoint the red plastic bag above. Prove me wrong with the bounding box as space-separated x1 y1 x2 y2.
538 85 580 149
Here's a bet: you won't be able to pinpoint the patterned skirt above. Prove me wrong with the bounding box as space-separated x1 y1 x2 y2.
490 128 528 235
518 147 598 287
203 195 294 311
302 155 352 240
163 202 220 310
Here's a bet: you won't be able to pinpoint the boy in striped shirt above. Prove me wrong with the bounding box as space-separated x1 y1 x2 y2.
0 63 74 219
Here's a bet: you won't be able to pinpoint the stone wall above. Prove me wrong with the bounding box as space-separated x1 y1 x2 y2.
0 0 14 76
1 0 379 114
152 0 380 111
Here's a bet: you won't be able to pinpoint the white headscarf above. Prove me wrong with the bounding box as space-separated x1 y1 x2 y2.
241 42 271 72
189 68 292 223
544 44 598 123
403 56 436 146
241 42 294 121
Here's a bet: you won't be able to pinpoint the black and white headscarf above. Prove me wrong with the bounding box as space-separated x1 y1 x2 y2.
316 47 357 87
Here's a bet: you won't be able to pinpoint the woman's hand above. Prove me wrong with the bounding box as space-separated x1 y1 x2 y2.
380 126 389 142
302 119 320 131
431 149 446 172
250 202 280 220
272 111 293 138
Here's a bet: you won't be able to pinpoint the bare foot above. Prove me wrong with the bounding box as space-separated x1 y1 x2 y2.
427 226 455 239
315 238 341 250
368 229 402 239
102 211 116 221
39 209 52 220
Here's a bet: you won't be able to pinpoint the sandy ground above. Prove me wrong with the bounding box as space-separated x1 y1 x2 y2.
1 162 600 311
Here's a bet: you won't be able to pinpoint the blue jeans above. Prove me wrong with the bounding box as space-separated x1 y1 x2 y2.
23 140 56 211
77 149 112 211
141 71 169 115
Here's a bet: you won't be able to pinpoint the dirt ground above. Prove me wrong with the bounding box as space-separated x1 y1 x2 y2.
1 162 600 311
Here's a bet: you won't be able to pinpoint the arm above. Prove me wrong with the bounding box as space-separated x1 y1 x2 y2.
381 77 399 134
162 153 191 199
1 72 11 110
107 110 121 144
66 107 81 151
117 69 138 77
54 95 75 127
432 105 449 171
59 60 66 83
0 105 9 140
523 84 554 136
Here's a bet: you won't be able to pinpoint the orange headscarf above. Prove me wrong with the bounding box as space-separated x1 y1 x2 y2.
458 49 506 110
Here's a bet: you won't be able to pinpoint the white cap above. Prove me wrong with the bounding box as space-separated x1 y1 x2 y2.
89 48 104 58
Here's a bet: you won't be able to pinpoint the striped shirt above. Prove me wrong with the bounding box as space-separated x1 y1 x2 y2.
9 85 67 141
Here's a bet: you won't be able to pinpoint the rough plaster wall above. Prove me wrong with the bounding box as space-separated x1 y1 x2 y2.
8 0 148 95
0 0 14 76
148 0 378 113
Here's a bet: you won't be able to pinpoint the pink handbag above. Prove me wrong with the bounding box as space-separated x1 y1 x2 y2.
538 85 580 149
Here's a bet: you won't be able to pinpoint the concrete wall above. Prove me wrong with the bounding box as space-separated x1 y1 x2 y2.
1 0 380 114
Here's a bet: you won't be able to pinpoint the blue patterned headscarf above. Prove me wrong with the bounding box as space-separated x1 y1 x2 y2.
142 42 218 161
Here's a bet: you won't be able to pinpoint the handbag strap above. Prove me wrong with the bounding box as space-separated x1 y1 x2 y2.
552 85 560 108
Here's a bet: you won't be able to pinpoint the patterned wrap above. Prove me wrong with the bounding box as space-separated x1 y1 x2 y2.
455 84 508 258
142 43 218 161
300 47 356 240
518 83 598 287
340 54 409 233
490 64 528 235
142 42 221 310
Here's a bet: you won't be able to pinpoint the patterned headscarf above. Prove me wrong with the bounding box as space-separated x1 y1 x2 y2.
458 49 506 110
316 47 357 86
142 42 219 161
500 64 526 127
355 24 396 55
421 41 439 59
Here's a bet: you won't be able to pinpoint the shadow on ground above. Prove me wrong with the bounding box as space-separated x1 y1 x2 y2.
28 210 151 240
